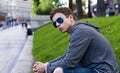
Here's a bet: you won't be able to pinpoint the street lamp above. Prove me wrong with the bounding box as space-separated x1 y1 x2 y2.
114 2 120 14
114 3 119 9
92 6 97 16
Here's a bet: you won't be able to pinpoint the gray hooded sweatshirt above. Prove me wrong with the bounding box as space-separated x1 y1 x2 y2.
46 22 119 73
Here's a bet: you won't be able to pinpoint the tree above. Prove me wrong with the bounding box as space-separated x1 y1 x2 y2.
33 0 59 15
33 0 40 7
33 0 40 15
69 0 73 11
96 0 106 17
88 0 92 18
76 0 83 19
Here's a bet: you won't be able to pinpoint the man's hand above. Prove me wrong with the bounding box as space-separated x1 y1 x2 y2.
33 62 45 73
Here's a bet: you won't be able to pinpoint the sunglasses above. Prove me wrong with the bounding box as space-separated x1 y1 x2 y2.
53 17 64 28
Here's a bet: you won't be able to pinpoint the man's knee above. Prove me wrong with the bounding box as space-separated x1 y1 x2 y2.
53 67 63 73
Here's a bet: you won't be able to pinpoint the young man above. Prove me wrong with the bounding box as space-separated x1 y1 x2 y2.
33 7 119 73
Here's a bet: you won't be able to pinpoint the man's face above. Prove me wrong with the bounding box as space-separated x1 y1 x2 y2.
52 13 74 33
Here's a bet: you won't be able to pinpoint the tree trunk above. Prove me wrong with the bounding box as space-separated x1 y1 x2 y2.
96 0 107 17
88 0 92 18
69 0 73 11
76 0 83 19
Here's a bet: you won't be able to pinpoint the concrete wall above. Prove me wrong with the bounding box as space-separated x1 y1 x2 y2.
30 15 51 31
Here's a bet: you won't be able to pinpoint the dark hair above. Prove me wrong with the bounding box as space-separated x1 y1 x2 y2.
50 7 75 21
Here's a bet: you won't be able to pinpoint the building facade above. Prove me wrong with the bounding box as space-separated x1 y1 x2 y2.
0 0 32 20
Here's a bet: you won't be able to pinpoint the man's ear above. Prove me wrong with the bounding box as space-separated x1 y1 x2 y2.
68 14 73 19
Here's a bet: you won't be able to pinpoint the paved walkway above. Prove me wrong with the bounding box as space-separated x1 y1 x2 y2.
11 36 34 73
0 25 34 73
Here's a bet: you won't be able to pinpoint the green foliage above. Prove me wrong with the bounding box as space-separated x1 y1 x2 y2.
32 0 59 15
33 0 40 7
36 6 53 15
36 0 53 15
32 16 120 67
32 0 40 15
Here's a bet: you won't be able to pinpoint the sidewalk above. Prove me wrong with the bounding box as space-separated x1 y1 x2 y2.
11 36 34 73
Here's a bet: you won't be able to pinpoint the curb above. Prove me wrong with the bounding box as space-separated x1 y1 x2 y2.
11 36 34 73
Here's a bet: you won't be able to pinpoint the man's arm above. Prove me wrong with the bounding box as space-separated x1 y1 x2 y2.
46 28 92 73
49 52 66 63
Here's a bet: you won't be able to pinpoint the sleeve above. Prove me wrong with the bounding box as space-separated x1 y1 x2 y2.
49 53 66 63
46 28 92 73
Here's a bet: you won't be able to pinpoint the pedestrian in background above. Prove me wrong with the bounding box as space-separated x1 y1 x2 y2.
27 20 32 36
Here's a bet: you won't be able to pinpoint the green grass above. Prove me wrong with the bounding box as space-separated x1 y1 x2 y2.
32 16 120 67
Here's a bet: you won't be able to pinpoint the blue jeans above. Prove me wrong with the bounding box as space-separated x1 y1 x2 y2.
62 67 98 73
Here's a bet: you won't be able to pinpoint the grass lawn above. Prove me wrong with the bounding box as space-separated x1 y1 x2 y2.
32 16 120 68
